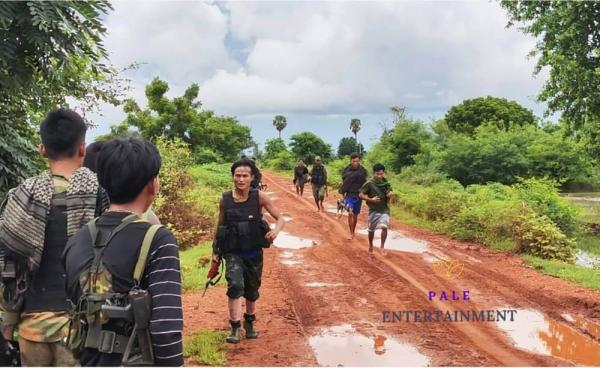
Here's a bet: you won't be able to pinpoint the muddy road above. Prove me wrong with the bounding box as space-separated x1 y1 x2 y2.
184 171 600 366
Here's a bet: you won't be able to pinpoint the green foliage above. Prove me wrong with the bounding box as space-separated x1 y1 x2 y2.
269 151 296 171
263 138 287 161
273 115 287 138
183 329 228 366
369 118 432 173
325 158 349 190
501 1 600 132
179 242 224 292
0 1 127 198
118 78 254 163
523 255 600 292
514 212 575 262
289 132 332 163
337 137 364 158
445 96 537 135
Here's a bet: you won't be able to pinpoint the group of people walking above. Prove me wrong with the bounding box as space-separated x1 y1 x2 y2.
0 108 395 367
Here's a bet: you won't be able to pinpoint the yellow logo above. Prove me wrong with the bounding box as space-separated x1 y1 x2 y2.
432 259 465 279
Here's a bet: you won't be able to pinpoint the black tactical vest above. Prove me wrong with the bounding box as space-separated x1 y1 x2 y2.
219 190 265 253
23 193 70 312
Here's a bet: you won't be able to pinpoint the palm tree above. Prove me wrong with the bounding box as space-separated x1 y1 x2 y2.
273 115 287 138
350 118 361 154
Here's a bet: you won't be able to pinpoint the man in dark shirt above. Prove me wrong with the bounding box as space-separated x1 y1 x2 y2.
63 139 183 366
339 153 368 240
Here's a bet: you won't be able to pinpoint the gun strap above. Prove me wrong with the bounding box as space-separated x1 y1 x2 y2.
133 224 162 285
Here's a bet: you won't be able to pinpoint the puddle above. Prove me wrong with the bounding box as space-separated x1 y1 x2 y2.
496 309 600 365
273 231 317 249
309 324 429 366
562 313 600 339
264 192 275 196
281 260 301 266
356 229 429 254
305 282 344 287
575 250 600 269
279 251 295 259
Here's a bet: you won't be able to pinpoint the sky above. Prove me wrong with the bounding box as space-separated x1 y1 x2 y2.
86 0 548 151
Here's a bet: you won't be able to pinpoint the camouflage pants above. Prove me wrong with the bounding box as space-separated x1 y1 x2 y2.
224 251 263 301
19 337 77 366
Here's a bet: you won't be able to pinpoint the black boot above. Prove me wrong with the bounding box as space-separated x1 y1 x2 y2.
226 320 241 344
244 313 259 339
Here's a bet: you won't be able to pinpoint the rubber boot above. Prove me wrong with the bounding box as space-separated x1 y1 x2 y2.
244 313 259 339
226 320 241 344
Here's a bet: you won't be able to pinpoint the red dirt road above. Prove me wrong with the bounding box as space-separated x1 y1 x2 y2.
184 171 600 366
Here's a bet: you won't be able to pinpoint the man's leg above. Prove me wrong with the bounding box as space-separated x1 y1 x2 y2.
368 231 374 253
224 253 245 343
243 252 263 339
381 227 388 255
50 341 77 366
19 338 53 366
347 213 355 240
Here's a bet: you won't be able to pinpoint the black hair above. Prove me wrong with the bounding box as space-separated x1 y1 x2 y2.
373 163 385 172
39 108 87 159
350 152 361 160
231 158 257 177
97 138 161 204
83 141 104 173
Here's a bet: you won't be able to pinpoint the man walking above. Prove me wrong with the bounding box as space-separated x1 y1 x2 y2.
310 156 328 212
359 164 394 255
339 153 368 240
0 109 109 366
213 158 285 343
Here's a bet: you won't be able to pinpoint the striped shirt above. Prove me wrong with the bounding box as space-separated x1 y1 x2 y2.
64 212 183 366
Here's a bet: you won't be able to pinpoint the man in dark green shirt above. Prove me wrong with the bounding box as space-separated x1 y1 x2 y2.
359 163 394 255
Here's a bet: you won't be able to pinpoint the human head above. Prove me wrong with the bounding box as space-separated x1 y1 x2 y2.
298 159 305 166
373 163 385 181
314 155 322 165
349 152 361 168
97 139 161 208
39 108 87 163
83 141 104 173
230 158 257 191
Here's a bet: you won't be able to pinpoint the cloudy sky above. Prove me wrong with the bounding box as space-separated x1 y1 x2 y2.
88 0 547 150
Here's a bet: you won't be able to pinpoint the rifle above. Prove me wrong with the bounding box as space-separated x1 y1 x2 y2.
202 255 223 297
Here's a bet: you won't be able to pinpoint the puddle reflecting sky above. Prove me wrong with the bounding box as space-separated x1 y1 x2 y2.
575 250 600 269
356 229 429 253
309 324 429 366
273 231 316 249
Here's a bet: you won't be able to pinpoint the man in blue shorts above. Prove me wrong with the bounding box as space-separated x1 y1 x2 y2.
339 153 368 240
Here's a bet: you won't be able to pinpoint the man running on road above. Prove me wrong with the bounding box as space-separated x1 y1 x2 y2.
339 153 368 240
310 156 327 212
360 163 394 255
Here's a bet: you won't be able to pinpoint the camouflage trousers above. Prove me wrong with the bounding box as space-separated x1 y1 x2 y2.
224 250 263 301
19 337 77 366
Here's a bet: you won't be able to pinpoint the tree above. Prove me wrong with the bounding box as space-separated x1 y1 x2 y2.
273 115 287 138
289 132 332 163
372 119 432 173
445 96 537 135
117 78 254 163
500 2 600 133
349 118 362 153
337 137 364 158
0 1 126 198
263 138 287 161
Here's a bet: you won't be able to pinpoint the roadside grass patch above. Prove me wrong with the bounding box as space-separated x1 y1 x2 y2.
180 242 224 292
522 255 600 292
184 330 228 366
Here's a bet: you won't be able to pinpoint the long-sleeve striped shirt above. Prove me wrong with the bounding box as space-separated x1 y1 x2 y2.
64 212 183 366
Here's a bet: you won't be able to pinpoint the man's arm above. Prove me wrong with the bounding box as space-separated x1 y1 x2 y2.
212 198 225 256
259 191 284 241
145 230 183 366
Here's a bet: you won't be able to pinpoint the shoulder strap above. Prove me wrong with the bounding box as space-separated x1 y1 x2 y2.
133 224 162 285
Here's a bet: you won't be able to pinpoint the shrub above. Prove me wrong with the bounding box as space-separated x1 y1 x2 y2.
513 211 575 262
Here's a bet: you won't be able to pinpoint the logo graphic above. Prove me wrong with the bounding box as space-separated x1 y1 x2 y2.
432 258 464 279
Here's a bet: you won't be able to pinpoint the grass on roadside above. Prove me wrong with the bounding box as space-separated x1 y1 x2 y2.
184 330 228 366
522 254 600 292
180 241 224 292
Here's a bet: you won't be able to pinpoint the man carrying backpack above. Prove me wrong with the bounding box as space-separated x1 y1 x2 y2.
310 156 328 212
212 158 285 344
63 138 183 366
0 109 109 366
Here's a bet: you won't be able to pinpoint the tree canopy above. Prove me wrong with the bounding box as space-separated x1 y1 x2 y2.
289 132 332 163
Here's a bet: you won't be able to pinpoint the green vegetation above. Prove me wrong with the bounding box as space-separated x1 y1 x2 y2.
522 255 600 292
289 132 333 163
183 330 228 366
273 115 287 139
180 241 224 292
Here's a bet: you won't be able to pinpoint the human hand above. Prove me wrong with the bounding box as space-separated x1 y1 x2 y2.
371 196 381 204
2 325 14 341
265 230 279 242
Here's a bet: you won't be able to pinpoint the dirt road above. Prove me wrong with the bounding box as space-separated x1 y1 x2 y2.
184 171 600 366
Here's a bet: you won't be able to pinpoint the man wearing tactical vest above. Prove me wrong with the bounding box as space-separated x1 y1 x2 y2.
0 109 109 366
213 158 285 344
63 139 183 366
309 156 328 211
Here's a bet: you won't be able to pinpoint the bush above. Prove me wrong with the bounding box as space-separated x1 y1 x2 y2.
416 180 465 221
268 151 296 171
514 212 575 262
194 147 221 164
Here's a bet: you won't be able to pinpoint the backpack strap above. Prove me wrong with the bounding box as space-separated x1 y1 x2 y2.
133 224 162 285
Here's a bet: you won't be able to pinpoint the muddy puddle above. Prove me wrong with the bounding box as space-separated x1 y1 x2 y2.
305 282 344 287
309 324 430 366
273 231 317 249
496 309 600 365
575 250 600 268
356 229 429 253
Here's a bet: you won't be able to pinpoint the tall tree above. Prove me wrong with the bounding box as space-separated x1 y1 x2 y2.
350 118 362 154
337 137 364 158
500 1 600 134
273 115 287 138
115 78 254 163
0 1 126 198
289 132 332 163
